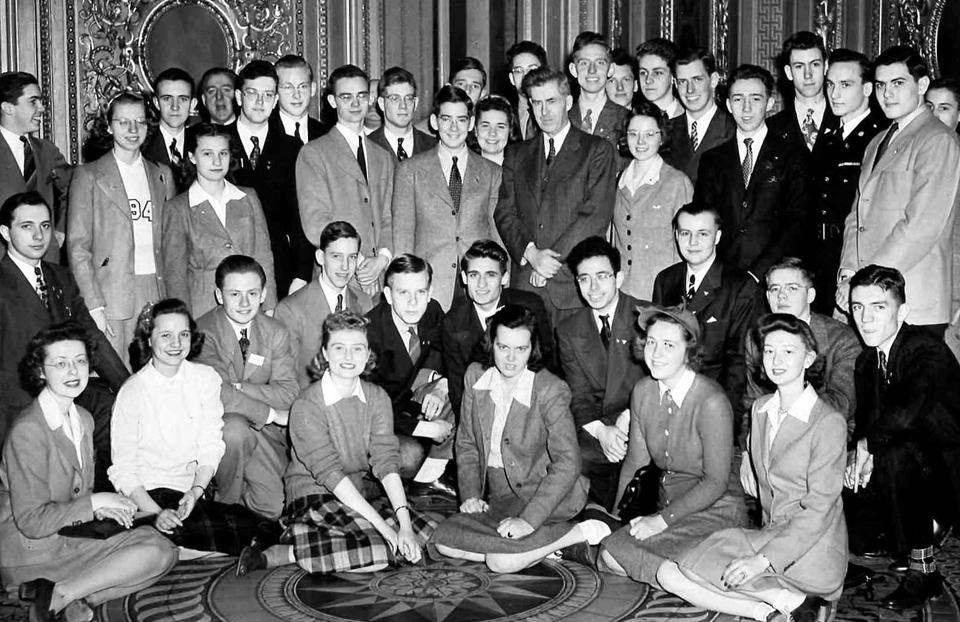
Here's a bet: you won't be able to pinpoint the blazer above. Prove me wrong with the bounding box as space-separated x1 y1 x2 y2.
664 107 737 185
161 187 277 317
694 131 811 278
392 149 503 308
556 292 647 430
66 152 175 319
767 102 840 156
569 99 631 148
195 307 299 428
269 109 329 143
494 125 618 310
368 126 438 160
456 363 589 528
141 130 190 194
840 107 960 325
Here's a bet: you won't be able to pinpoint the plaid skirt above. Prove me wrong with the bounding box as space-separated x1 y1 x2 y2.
151 488 262 556
282 493 438 574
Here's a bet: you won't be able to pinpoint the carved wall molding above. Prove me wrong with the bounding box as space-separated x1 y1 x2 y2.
756 0 784 70
660 0 673 39
815 0 843 51
896 0 929 56
926 0 946 77
710 0 729 73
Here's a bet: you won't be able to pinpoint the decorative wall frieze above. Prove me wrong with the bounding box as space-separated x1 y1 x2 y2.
711 0 729 73
815 0 843 51
895 0 929 57
660 0 673 39
925 0 946 77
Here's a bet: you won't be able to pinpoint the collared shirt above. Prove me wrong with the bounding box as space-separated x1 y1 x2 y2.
392 310 417 348
578 95 607 134
318 273 348 315
543 120 572 159
840 108 871 141
619 155 664 195
657 367 696 408
877 325 902 366
224 313 254 343
592 296 619 335
686 254 717 294
687 102 719 141
473 366 535 468
383 125 415 157
890 104 925 136
8 251 43 293
663 99 685 119
760 382 817 450
793 98 827 133
736 123 768 162
482 151 504 166
188 180 246 228
236 120 269 163
279 110 310 144
473 297 502 329
438 144 469 182
336 123 367 171
158 125 186 161
39 387 84 468
518 100 533 139
321 370 366 405
0 124 26 173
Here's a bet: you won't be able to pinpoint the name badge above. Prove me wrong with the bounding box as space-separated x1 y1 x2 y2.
248 354 265 367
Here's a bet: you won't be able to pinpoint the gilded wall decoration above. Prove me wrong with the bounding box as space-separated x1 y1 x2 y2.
711 0 729 73
815 0 843 51
925 0 947 77
660 0 673 39
227 0 294 61
896 0 929 56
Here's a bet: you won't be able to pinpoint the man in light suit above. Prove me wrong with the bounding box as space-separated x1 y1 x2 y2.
270 55 328 145
369 67 437 161
393 85 502 309
297 64 395 296
557 237 647 510
0 71 72 263
143 67 196 194
837 46 960 337
568 32 630 150
275 221 374 388
196 256 299 520
494 67 618 327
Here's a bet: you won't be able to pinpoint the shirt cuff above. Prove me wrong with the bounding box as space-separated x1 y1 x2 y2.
521 242 536 266
582 420 604 438
266 408 277 425
615 409 630 433
378 248 393 261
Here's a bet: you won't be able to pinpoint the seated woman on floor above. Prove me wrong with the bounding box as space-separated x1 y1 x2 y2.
658 313 847 622
108 299 268 556
432 305 608 574
237 310 435 576
0 322 176 622
594 306 747 587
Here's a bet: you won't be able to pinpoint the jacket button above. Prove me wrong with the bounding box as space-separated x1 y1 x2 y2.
73 487 80 494
504 438 510 444
363 198 369 203
859 226 866 232
626 230 632 236
516 482 523 488
740 228 746 234
225 243 232 249
510 461 516 467
73 520 82 525
627 245 632 251
627 259 632 266
626 214 631 221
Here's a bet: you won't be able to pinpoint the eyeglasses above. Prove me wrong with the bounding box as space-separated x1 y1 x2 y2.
767 283 807 296
575 272 615 286
511 65 540 76
626 130 662 140
43 357 89 372
575 59 609 72
242 88 277 102
384 94 416 106
278 83 311 94
336 92 370 103
112 118 148 130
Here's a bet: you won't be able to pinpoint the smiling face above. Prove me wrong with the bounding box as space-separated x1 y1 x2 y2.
850 284 908 348
41 339 90 400
0 202 51 264
784 48 825 99
675 60 718 116
154 79 195 132
317 236 360 290
492 325 532 380
527 80 572 137
432 101 473 151
638 53 673 105
378 82 418 131
462 256 508 308
926 87 960 131
606 62 638 108
1 83 45 134
108 101 148 153
574 255 622 313
762 329 815 388
570 43 610 95
384 270 432 326
475 109 510 157
322 328 370 381
875 62 928 123
189 135 231 183
825 61 871 122
149 313 192 374
675 210 721 269
276 65 315 119
727 77 772 135
215 271 265 326
644 320 688 384
626 114 662 162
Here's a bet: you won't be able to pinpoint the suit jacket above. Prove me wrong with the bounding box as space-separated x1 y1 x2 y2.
570 99 630 149
66 152 174 319
653 260 760 412
441 288 553 415
664 107 737 185
556 292 647 430
141 130 190 194
456 363 589 528
840 107 960 325
0 255 128 443
494 126 618 310
195 307 299 428
368 126 438 160
393 149 503 308
694 131 811 277
767 102 840 155
274 279 374 388
269 109 329 143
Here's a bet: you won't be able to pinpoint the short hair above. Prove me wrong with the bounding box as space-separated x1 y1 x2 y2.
474 95 521 144
0 191 50 230
107 92 147 121
636 38 678 70
827 48 874 82
506 41 548 68
328 64 369 93
757 312 819 356
640 310 704 371
319 220 362 252
182 122 240 185
448 57 488 89
215 254 267 290
199 67 237 94
129 298 204 371
849 264 906 305
566 236 621 275
928 77 960 104
481 304 545 372
572 31 609 60
236 60 278 91
432 84 474 118
672 202 723 231
308 310 377 381
274 54 314 82
630 98 668 133
764 257 815 288
780 31 826 66
460 239 509 274
521 67 570 99
874 45 929 81
19 321 98 396
609 47 639 80
674 46 717 76
152 67 195 98
384 253 433 289
379 66 417 97
0 71 39 106
727 64 776 98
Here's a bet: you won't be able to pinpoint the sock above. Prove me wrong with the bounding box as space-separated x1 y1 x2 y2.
908 546 937 573
579 519 613 545
264 544 294 568
413 458 448 483
769 589 805 615
753 602 776 622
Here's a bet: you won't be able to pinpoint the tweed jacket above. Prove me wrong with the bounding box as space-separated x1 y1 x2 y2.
368 126 438 160
570 98 631 149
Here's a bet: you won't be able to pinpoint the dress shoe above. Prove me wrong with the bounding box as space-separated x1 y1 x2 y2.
236 538 267 577
934 523 953 550
786 595 830 622
888 557 909 573
880 570 943 610
844 563 877 589
556 541 598 570
26 578 55 622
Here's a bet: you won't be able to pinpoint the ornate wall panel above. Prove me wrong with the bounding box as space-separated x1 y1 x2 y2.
754 0 784 70
815 0 843 51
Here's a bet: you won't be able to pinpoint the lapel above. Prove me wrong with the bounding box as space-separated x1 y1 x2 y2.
243 317 267 381
520 137 546 204
0 255 51 319
754 404 773 475
0 135 23 183
569 311 607 388
551 126 586 181
605 296 638 396
745 134 782 194
569 102 584 127
42 264 72 323
687 260 723 316
700 110 735 153
475 384 495 465
193 196 232 241
329 130 368 184
214 308 246 379
869 108 932 178
144 160 167 241
52 425 82 475
426 151 454 208
95 154 133 219
461 152 486 206
384 312 415 374
413 128 437 155
721 139 747 194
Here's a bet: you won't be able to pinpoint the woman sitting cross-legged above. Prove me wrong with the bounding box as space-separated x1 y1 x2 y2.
236 310 436 576
658 313 847 622
431 304 609 574
0 322 177 622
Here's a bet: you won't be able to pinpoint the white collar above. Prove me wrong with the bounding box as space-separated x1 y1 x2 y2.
759 382 818 424
383 125 414 143
8 251 42 285
391 308 418 342
225 313 256 342
335 122 364 148
657 367 696 407
736 123 768 147
592 296 619 330
317 273 347 311
543 120 572 156
158 125 186 148
686 254 716 290
321 371 366 405
0 124 25 158
472 366 536 407
687 102 718 133
877 325 903 361
113 150 144 171
619 155 664 192
188 180 246 208
840 107 871 140
892 104 925 133
473 296 502 325
793 98 826 126
38 387 81 434
279 109 309 127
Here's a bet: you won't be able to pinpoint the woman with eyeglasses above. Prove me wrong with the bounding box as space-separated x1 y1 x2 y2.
67 92 176 368
0 322 177 622
613 100 693 300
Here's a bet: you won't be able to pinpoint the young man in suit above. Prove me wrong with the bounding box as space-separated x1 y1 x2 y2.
557 237 647 510
271 55 328 145
605 48 638 109
449 57 489 105
144 68 196 193
636 38 683 119
506 41 547 140
0 71 72 263
845 265 960 609
368 67 437 161
568 32 630 149
297 64 395 296
275 220 374 388
199 67 238 126
0 192 128 489
494 67 618 328
196 255 298 520
837 46 960 338
653 202 760 429
664 47 736 184
694 64 811 281
810 49 888 315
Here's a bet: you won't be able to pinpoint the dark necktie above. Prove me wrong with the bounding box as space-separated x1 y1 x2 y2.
34 266 48 308
239 328 250 362
294 122 303 145
741 137 754 187
801 108 818 151
407 326 421 362
449 156 462 216
20 136 35 182
872 122 898 171
357 138 368 182
582 108 594 134
249 136 261 170
546 137 556 168
599 314 611 351
878 350 889 386
169 138 182 166
524 112 536 140
396 137 408 161
685 274 696 306
335 293 343 313
662 389 675 414
690 120 699 152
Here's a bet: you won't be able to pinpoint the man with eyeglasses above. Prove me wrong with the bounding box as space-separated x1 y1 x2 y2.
369 66 437 161
297 64 395 296
199 67 238 126
506 40 547 140
568 32 629 150
556 236 647 511
270 54 328 144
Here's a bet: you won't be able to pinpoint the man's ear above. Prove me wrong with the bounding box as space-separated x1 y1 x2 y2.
215 288 224 306
326 93 338 111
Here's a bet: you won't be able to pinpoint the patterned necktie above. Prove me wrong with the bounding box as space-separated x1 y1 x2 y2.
335 293 343 313
356 138 368 182
690 120 699 152
685 274 696 306
20 136 35 182
396 137 408 161
407 326 421 362
169 138 182 166
249 136 261 170
35 266 48 308
599 314 611 350
546 137 556 168
582 108 594 134
741 137 754 187
662 389 675 414
294 122 303 145
239 328 250 362
801 108 818 151
872 122 898 172
878 350 889 387
449 156 462 216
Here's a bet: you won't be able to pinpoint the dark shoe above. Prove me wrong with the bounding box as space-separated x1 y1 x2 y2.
880 570 943 610
934 523 952 550
787 595 830 622
61 599 94 622
844 563 877 589
859 548 892 559
25 578 55 622
888 557 909 573
236 539 267 577
556 542 599 570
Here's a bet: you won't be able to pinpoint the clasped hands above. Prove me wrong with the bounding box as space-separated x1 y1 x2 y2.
628 514 668 541
844 438 873 492
596 424 628 462
91 492 137 528
526 247 562 288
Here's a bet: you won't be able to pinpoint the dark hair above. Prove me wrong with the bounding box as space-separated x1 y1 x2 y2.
379 66 417 97
448 57 488 89
384 253 433 289
827 48 874 82
307 310 377 381
639 311 703 371
672 202 723 231
328 64 369 93
572 31 609 59
609 47 639 80
630 99 668 134
764 257 815 288
199 67 237 94
567 236 621 275
674 46 717 75
0 191 50 230
19 321 97 397
432 84 474 119
0 71 39 106
461 239 509 274
928 77 960 105
481 304 545 372
874 45 929 81
727 64 776 98
521 67 570 99
506 41 548 68
274 54 314 83
780 31 826 67
129 298 204 371
636 38 678 71
474 96 521 145
79 92 149 161
236 60 278 92
152 68 195 99
849 264 906 304
319 220 362 252
182 122 241 185
215 254 266 290
757 312 819 356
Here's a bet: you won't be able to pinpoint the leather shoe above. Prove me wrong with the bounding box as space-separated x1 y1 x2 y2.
787 595 830 622
880 570 943 610
556 541 598 570
844 563 876 589
888 557 909 573
236 539 267 577
25 578 56 622
934 523 952 550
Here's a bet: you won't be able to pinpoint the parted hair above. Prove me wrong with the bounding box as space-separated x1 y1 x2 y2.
307 310 378 381
19 321 98 396
481 304 546 372
756 312 819 355
0 191 50 230
521 67 570 99
0 71 39 106
849 264 906 304
129 298 205 372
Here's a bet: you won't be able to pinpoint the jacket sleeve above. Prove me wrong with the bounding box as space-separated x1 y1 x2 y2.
552 139 618 258
494 146 534 264
289 388 347 492
819 325 860 432
455 364 485 501
63 270 129 390
391 159 416 255
378 155 396 257
367 386 401 481
247 191 278 310
557 326 602 429
66 166 106 310
195 327 268 428
160 196 191 310
295 144 334 248
232 327 300 413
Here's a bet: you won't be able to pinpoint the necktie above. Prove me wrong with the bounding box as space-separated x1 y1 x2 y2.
449 156 462 216
169 138 182 166
878 350 889 386
662 389 675 414
872 122 898 171
335 293 343 313
599 314 611 350
249 136 261 170
396 137 408 161
582 108 594 134
685 274 696 306
546 137 556 168
690 120 699 152
801 108 818 151
294 122 303 145
35 266 48 308
357 138 368 182
20 136 35 182
407 326 421 362
741 137 754 187
239 328 250 362
524 111 536 139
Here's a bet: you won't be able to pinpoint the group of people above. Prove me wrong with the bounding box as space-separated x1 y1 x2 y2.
0 23 958 622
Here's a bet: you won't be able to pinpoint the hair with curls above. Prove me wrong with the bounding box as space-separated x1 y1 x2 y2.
506 41 548 68
630 98 668 133
638 311 704 372
849 264 906 304
480 304 545 373
82 91 151 163
474 95 521 145
128 298 205 371
306 310 377 382
182 122 242 185
460 238 509 274
566 235 621 275
19 321 97 397
756 312 819 356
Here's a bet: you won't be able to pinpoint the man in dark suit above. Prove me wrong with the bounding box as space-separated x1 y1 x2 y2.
845 265 960 609
143 67 196 193
0 72 72 263
557 237 647 510
199 67 237 126
494 67 618 328
694 64 811 281
0 192 128 489
226 60 312 298
605 48 638 109
369 67 437 161
506 41 547 140
653 203 760 429
270 54 328 144
665 47 736 184
636 38 684 119
568 32 630 150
